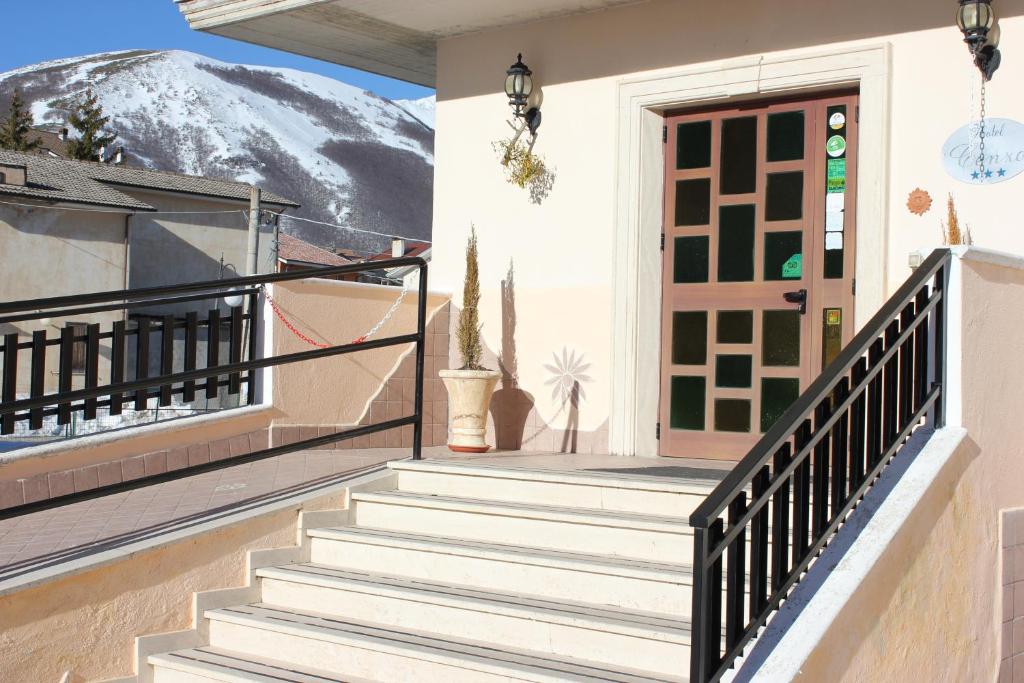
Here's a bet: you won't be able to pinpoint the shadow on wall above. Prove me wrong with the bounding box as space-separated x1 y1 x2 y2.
491 260 534 449
485 260 600 452
438 0 1024 100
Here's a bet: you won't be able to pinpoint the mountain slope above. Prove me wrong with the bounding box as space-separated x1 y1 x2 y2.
0 50 435 253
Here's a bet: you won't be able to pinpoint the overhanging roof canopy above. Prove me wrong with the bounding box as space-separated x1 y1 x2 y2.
175 0 644 87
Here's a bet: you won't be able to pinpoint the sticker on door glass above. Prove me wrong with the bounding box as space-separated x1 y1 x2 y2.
827 158 846 192
825 232 843 251
826 308 842 326
782 253 803 279
826 135 847 158
829 112 846 130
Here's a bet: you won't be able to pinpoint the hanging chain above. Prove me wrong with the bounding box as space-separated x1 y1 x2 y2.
261 282 409 349
977 73 988 179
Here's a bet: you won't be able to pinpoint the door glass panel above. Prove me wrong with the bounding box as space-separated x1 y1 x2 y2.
671 376 706 430
765 171 804 221
715 354 752 388
672 311 707 365
720 117 757 195
715 399 751 432
763 310 801 366
718 205 755 282
677 120 712 169
764 231 803 281
674 236 709 283
717 310 753 344
767 111 805 162
760 378 800 432
675 179 711 226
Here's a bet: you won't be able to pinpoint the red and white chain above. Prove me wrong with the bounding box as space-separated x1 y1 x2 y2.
261 283 409 348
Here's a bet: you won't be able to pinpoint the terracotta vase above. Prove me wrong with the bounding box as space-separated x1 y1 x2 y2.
438 369 501 453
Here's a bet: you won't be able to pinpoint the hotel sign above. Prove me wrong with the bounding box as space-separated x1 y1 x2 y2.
942 118 1024 184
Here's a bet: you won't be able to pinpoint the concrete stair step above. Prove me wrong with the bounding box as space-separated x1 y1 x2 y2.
389 459 719 517
256 563 690 675
149 646 375 682
350 490 692 563
204 603 687 683
307 525 692 613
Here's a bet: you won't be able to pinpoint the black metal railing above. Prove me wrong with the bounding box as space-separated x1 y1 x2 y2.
689 248 952 683
0 256 428 520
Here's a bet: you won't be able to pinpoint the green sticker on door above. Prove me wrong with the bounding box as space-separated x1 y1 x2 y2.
827 158 846 193
782 253 803 279
826 135 847 158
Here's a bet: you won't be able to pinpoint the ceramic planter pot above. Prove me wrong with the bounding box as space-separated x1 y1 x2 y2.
438 368 501 453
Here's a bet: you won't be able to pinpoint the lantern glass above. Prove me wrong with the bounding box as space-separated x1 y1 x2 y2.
957 1 994 32
520 73 533 99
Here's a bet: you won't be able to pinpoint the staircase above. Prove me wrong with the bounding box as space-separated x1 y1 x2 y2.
147 459 723 682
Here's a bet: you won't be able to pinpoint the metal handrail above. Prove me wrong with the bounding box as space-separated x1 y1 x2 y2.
0 256 429 521
689 248 951 683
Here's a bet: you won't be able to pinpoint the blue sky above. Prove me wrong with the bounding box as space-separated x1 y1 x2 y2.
0 0 433 101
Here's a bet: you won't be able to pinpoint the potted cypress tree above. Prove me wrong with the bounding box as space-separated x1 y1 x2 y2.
439 227 501 452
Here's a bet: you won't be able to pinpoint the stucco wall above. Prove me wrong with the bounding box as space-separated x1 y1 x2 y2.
0 488 342 682
0 203 127 395
787 252 1024 681
431 0 1024 449
270 278 448 428
123 189 278 297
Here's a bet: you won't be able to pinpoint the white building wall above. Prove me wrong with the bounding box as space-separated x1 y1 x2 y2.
431 0 1024 453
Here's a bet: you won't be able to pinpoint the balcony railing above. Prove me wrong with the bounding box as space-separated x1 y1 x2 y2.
0 256 428 520
689 248 951 683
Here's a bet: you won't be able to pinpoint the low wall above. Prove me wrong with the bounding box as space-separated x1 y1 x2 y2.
0 473 363 682
0 280 451 510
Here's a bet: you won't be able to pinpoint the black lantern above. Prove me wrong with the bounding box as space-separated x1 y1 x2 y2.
957 0 1001 80
504 54 541 136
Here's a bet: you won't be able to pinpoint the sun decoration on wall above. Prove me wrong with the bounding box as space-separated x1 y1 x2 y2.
544 348 593 405
907 188 933 216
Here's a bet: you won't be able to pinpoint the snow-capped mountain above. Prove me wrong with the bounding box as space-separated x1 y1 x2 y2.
0 50 435 253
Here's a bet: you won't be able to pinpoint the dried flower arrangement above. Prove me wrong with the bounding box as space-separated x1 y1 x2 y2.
942 194 973 246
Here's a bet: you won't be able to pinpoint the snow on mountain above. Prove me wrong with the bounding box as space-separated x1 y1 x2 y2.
0 50 435 253
395 96 435 129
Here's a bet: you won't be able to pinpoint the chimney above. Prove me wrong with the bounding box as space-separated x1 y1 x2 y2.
112 146 124 165
59 127 68 142
0 164 27 186
391 238 405 258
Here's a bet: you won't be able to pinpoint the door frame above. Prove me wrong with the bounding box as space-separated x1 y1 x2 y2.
609 44 891 457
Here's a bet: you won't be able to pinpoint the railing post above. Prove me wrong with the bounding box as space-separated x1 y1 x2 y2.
690 525 711 683
412 264 429 460
931 258 949 428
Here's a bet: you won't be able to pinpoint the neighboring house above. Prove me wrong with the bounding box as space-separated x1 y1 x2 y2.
366 238 432 287
0 148 298 393
277 231 361 281
26 126 70 159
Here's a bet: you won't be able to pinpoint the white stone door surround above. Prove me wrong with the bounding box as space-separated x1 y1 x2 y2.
609 44 892 457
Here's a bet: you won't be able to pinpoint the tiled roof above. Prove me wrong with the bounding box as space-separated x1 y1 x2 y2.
278 232 355 267
27 129 69 159
0 149 298 211
367 240 431 262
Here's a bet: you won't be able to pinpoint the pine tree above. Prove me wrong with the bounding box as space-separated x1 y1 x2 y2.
65 89 116 161
456 226 484 370
0 90 42 152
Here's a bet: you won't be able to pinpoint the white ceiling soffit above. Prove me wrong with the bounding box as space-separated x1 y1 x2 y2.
176 0 645 87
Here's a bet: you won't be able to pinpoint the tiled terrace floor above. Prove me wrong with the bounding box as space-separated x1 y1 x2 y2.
0 445 732 578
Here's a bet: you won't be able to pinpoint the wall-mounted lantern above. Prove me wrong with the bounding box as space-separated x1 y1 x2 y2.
957 0 1001 80
504 54 541 137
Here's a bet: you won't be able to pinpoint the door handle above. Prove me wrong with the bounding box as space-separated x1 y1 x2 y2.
783 288 807 314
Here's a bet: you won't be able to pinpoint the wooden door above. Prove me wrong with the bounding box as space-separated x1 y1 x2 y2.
659 92 858 460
